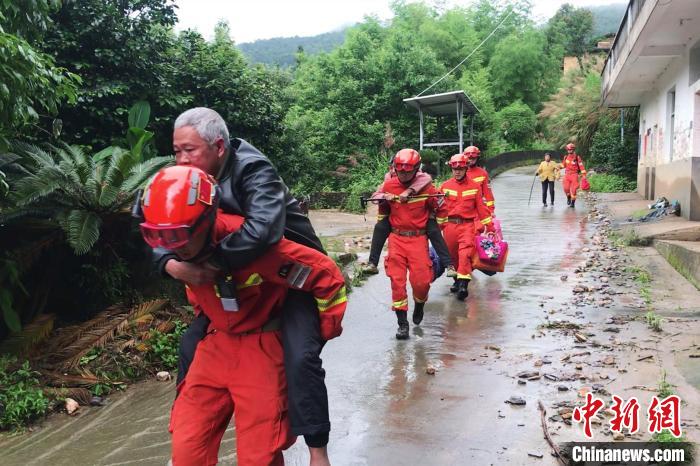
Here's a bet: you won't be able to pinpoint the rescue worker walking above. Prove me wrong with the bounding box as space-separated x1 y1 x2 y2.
439 153 495 301
141 166 347 466
560 143 587 208
536 152 560 206
359 157 453 277
464 146 495 213
153 108 332 465
376 149 445 340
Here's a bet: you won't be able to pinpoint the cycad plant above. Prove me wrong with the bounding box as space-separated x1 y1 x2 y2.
3 142 171 255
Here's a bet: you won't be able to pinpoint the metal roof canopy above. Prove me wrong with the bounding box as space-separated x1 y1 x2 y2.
403 90 480 153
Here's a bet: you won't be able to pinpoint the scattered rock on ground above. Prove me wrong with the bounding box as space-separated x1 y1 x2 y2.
65 398 80 415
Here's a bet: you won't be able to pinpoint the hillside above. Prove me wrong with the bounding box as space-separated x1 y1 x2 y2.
238 29 348 67
587 3 627 37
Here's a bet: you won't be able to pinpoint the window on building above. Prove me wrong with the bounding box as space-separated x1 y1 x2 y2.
668 88 676 161
690 40 700 86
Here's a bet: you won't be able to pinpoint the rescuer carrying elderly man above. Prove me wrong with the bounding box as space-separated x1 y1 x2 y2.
152 107 334 465
140 165 348 465
464 145 496 213
439 153 495 300
372 148 446 340
560 142 587 208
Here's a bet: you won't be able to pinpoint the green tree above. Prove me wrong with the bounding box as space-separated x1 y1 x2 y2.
0 0 79 148
488 29 560 111
546 4 594 69
589 109 639 179
41 0 179 150
494 100 537 147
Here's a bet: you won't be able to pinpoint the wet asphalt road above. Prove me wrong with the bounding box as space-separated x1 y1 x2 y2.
1 166 592 465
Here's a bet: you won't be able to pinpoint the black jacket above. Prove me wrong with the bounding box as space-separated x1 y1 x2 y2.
154 138 324 274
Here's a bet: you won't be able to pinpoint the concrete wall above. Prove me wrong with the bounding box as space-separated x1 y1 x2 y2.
653 157 700 220
636 39 700 219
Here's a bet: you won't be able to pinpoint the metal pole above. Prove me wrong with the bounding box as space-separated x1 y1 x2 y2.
457 99 463 153
470 114 474 145
419 106 424 150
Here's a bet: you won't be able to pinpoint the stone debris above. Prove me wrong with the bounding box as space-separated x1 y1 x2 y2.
156 371 172 381
505 396 526 405
65 398 79 415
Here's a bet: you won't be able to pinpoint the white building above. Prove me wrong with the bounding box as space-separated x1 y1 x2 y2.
602 0 700 220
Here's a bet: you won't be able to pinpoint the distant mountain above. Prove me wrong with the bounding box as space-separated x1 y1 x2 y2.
586 3 627 37
238 29 348 67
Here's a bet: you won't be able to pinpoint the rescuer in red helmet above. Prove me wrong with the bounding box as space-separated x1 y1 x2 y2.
374 149 446 339
141 165 347 466
560 143 587 208
438 153 495 300
463 145 496 213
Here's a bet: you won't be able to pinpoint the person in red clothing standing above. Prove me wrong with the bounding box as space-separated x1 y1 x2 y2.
560 142 587 208
375 149 445 340
464 145 495 213
439 153 495 300
140 166 347 466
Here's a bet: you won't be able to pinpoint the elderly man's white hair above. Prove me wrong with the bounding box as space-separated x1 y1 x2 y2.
174 107 230 150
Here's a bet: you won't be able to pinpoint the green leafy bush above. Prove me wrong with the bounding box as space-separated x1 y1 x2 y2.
147 320 187 369
588 173 636 193
0 357 49 430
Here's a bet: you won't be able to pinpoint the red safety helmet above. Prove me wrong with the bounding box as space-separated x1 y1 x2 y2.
448 153 468 168
566 143 576 151
463 145 481 159
140 166 217 250
393 148 421 172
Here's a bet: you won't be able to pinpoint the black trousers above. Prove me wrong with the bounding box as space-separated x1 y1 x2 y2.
542 180 555 205
177 289 329 448
368 217 452 267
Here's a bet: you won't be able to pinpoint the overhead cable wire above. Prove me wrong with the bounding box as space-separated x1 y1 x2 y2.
416 7 515 97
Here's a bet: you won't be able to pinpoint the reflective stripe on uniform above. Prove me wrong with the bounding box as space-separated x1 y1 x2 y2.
414 296 427 304
436 216 448 224
443 188 458 197
457 273 472 280
315 286 348 312
377 214 387 221
485 200 495 207
237 273 263 290
480 216 492 225
392 298 408 309
406 196 428 203
472 176 485 183
461 189 478 196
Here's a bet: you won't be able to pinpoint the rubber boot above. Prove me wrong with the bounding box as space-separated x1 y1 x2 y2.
456 279 470 301
566 195 571 206
412 302 425 325
570 199 576 209
395 311 409 340
449 278 458 293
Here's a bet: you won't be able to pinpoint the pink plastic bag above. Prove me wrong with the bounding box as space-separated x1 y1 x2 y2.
475 234 509 265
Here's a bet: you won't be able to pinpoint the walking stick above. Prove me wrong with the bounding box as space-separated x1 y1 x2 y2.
527 174 538 206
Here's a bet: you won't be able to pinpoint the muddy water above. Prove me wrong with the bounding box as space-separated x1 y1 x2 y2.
1 166 593 465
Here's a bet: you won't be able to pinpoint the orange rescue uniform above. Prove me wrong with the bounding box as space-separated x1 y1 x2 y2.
439 177 494 280
467 165 495 212
171 212 347 466
561 153 586 200
381 177 444 311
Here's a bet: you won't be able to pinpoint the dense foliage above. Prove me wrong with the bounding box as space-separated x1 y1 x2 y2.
0 356 49 429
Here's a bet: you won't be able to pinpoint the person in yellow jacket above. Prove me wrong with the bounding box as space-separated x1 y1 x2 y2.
536 153 560 207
